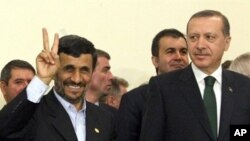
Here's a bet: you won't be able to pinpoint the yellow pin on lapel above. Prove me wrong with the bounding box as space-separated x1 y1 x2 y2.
94 128 100 133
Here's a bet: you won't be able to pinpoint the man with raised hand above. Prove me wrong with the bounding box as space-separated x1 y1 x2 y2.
0 28 115 141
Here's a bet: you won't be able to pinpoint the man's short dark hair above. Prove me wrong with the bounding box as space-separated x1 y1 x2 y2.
59 35 97 69
1 59 35 84
96 49 111 60
151 28 187 57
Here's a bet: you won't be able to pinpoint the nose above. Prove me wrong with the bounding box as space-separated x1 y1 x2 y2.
174 52 181 59
71 71 81 83
108 71 113 80
24 81 29 86
196 37 206 50
21 81 29 89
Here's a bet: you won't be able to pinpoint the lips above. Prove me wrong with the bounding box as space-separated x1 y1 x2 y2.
172 64 184 68
170 62 185 68
68 85 81 89
65 85 84 93
194 54 210 59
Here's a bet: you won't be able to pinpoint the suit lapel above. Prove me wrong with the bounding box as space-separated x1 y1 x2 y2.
85 102 100 141
45 90 78 141
179 65 214 140
218 71 235 140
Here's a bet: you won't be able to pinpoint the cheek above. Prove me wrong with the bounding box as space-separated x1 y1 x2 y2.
97 74 106 81
160 57 171 65
159 54 170 63
8 84 22 94
182 56 189 63
84 75 92 83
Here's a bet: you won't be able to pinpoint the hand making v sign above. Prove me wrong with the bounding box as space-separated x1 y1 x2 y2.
36 28 60 85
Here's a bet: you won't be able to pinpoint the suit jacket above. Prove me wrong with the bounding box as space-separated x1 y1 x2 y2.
100 103 118 117
117 84 149 141
0 89 115 141
140 65 250 141
99 103 118 140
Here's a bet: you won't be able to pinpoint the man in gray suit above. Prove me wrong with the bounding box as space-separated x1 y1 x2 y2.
140 10 250 141
0 28 115 141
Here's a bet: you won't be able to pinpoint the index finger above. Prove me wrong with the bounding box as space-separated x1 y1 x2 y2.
42 28 50 51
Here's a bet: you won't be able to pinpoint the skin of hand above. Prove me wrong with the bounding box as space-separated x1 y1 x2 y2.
36 28 60 85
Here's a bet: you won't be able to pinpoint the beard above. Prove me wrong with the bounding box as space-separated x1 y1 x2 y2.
54 76 86 104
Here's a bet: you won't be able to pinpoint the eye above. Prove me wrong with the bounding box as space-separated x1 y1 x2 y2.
63 65 74 72
206 35 216 42
166 48 175 54
14 80 24 85
80 67 91 74
180 48 188 55
188 35 198 42
102 66 111 73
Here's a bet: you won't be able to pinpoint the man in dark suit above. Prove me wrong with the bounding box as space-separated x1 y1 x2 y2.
140 10 250 141
85 49 114 105
0 59 35 103
116 28 189 141
0 28 115 141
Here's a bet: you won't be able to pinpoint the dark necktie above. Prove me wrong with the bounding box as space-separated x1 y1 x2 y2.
204 76 217 140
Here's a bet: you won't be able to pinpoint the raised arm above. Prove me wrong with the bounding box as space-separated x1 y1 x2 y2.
0 28 60 140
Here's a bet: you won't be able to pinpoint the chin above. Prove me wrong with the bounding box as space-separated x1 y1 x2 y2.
67 96 83 103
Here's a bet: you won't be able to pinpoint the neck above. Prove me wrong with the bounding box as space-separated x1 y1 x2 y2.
85 90 100 104
73 99 84 111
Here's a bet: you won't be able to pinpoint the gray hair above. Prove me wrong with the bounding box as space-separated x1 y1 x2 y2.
229 52 250 77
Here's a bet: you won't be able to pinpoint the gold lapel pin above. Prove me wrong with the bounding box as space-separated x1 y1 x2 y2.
94 128 100 133
228 87 233 93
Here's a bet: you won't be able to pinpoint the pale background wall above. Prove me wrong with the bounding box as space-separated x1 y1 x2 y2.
0 0 249 108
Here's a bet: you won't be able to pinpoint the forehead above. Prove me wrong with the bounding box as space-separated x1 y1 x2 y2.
10 68 34 75
188 16 224 35
159 36 187 49
9 68 35 80
59 53 93 68
96 57 110 67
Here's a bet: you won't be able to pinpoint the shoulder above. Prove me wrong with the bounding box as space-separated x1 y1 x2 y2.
86 101 114 119
123 84 149 100
223 70 250 86
150 66 190 86
99 103 118 116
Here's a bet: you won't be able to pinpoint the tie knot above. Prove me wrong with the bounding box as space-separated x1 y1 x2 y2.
205 76 216 87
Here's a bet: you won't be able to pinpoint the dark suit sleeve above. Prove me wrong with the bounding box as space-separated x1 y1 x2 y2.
140 77 165 141
0 88 37 140
117 92 139 141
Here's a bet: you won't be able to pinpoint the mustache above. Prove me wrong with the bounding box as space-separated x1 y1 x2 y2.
63 80 85 87
192 51 210 55
192 50 210 55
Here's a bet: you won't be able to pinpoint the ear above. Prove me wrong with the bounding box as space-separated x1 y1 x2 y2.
0 81 7 96
224 36 231 51
106 95 115 105
151 56 159 68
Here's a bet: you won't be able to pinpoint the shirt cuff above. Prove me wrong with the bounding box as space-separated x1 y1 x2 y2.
27 76 49 103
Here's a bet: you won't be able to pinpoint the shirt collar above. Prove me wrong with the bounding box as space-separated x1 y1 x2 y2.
191 63 222 85
53 89 86 112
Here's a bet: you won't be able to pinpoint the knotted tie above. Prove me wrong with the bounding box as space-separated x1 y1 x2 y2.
204 76 217 140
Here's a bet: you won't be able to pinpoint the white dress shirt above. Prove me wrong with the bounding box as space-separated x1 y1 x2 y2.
54 90 86 141
191 63 222 135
